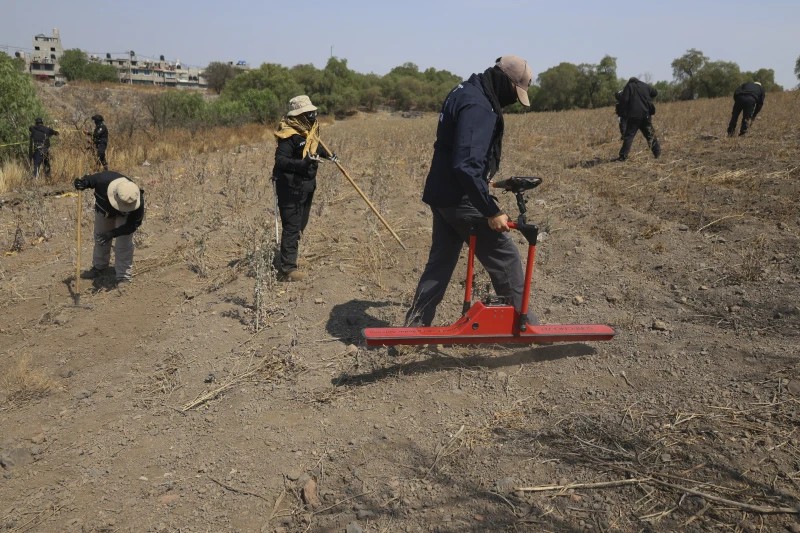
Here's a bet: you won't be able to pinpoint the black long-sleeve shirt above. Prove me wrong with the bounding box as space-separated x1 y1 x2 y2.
90 122 108 148
618 78 658 120
271 134 331 197
83 171 145 237
29 124 59 154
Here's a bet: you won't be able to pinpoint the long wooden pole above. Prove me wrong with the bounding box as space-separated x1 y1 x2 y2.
75 189 82 304
317 140 406 250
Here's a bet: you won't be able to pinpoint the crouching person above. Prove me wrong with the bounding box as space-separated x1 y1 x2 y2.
73 171 144 285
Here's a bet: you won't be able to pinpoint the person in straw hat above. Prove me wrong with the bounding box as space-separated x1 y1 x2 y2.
73 171 144 285
271 95 337 282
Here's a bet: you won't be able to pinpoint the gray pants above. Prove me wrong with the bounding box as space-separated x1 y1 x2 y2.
93 212 134 280
406 202 524 327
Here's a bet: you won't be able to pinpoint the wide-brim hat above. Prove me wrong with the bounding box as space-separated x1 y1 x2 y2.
496 55 533 107
108 177 141 213
286 95 317 117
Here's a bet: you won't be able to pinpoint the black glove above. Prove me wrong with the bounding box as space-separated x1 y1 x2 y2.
96 232 113 246
74 178 88 190
300 155 319 170
328 153 340 164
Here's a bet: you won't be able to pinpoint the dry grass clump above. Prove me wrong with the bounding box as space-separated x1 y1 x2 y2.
0 160 29 193
2 355 57 405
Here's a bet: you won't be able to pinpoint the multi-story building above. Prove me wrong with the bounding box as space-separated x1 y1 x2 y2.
15 29 239 89
94 52 207 88
28 28 64 81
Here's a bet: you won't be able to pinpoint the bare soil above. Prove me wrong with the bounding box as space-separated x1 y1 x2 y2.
1 88 799 532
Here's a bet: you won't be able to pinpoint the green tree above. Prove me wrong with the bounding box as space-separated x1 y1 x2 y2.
652 81 680 102
671 48 708 99
742 68 782 92
206 99 250 126
58 49 89 81
0 52 46 160
58 49 117 82
204 62 238 94
595 55 619 107
223 63 302 119
576 63 600 108
144 91 206 131
696 60 741 98
533 62 581 111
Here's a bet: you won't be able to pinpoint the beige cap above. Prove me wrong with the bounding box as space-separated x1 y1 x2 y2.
496 55 533 106
107 177 141 213
286 95 317 116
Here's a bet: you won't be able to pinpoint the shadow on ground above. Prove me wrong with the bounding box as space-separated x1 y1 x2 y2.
325 299 395 344
333 343 596 387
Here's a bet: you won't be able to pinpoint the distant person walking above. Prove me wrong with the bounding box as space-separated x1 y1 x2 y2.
28 117 59 179
617 77 660 161
727 81 765 136
85 114 109 170
271 95 336 282
73 171 144 285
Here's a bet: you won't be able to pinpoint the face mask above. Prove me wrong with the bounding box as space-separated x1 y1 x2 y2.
303 111 317 124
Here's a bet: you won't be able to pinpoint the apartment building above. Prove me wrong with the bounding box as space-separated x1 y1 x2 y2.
28 28 64 80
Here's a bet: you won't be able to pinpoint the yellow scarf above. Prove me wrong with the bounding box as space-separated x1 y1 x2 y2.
274 116 320 158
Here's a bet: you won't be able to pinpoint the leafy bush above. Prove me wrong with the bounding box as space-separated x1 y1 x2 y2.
0 52 46 161
59 49 118 83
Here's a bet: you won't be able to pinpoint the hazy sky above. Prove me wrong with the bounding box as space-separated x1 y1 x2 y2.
2 0 798 88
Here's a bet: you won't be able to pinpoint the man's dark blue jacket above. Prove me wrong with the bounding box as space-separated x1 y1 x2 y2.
421 73 502 218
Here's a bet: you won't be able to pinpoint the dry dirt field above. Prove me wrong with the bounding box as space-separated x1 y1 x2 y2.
1 86 799 532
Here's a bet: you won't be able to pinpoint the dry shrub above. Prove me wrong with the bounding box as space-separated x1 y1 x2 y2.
735 233 768 282
2 355 56 405
0 160 28 192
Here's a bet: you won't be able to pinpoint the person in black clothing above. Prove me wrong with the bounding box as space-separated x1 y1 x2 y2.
614 90 626 140
617 77 661 161
85 114 109 170
727 81 765 136
73 171 144 284
28 117 59 178
271 95 336 282
405 55 532 328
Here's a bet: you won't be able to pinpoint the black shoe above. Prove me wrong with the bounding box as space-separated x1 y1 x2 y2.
616 156 627 162
80 267 103 280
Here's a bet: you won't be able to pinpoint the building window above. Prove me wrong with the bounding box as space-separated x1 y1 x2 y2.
35 46 40 51
51 47 56 51
51 54 56 60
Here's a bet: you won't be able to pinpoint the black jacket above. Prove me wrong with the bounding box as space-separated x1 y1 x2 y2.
29 124 59 154
84 171 145 237
734 82 766 118
421 73 502 217
91 122 108 148
271 134 330 198
618 78 658 120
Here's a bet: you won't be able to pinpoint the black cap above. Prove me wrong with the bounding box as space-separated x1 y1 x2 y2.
92 114 104 122
35 117 43 124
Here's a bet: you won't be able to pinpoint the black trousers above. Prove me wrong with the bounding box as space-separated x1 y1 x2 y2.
95 145 108 170
406 201 524 327
31 149 51 178
727 96 756 136
278 191 313 274
619 117 660 160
